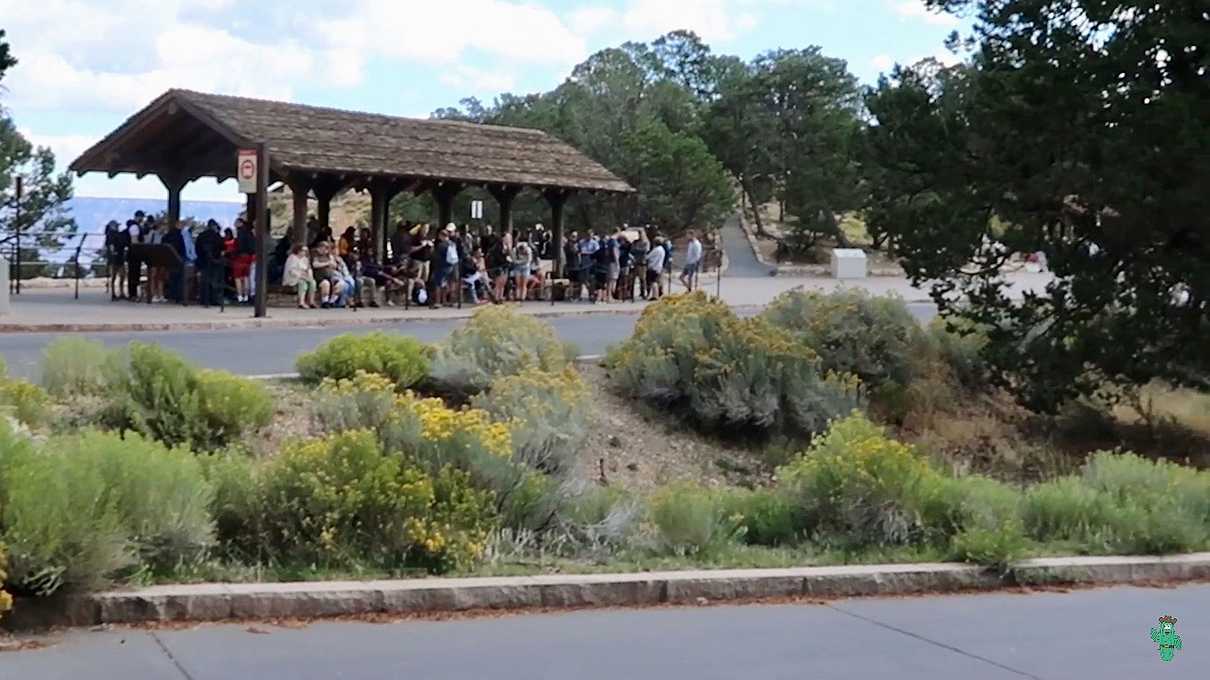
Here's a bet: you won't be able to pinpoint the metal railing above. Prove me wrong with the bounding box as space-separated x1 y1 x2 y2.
0 229 106 300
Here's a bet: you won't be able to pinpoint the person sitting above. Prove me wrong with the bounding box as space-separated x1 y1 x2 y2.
338 227 357 258
461 248 493 305
364 258 406 306
346 251 379 308
283 245 318 309
309 241 347 308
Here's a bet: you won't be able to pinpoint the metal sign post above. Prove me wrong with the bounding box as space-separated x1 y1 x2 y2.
13 176 22 295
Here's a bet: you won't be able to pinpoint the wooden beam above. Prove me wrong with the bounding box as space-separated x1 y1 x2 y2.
487 185 522 234
253 143 270 319
433 182 463 232
287 174 311 246
544 188 573 278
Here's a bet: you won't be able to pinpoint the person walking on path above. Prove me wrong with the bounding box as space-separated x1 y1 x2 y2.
680 230 703 292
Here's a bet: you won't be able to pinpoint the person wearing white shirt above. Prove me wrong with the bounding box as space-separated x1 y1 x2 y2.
680 230 703 292
645 237 666 299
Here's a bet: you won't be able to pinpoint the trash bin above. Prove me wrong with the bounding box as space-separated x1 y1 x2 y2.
830 249 868 280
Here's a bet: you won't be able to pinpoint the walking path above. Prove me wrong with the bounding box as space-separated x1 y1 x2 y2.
719 212 771 277
0 271 1054 333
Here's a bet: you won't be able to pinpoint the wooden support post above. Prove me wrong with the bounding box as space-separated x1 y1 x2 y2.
253 143 270 319
288 176 310 246
313 175 349 243
370 179 387 263
161 174 187 229
433 182 462 232
488 185 521 235
544 189 570 278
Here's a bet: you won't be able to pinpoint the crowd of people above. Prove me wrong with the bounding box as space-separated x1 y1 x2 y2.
103 210 708 311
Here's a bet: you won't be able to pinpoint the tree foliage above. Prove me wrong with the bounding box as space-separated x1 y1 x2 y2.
864 1 1210 411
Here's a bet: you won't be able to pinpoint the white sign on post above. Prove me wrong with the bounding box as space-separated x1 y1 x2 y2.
237 149 258 194
470 200 483 220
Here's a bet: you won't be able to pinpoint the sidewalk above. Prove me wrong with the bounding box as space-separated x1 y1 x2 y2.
0 272 1055 333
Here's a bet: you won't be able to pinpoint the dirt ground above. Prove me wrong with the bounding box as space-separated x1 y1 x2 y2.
571 363 771 492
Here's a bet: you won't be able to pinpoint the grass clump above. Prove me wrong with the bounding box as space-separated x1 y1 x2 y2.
296 332 431 389
650 483 745 556
39 337 116 397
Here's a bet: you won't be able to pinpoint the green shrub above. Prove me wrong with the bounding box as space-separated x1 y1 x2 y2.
720 488 799 547
607 293 860 439
429 306 574 396
779 413 942 548
926 317 990 389
201 451 264 559
938 476 1026 567
1022 452 1210 554
472 368 590 476
194 370 273 448
0 426 214 595
296 332 430 389
255 431 497 574
39 337 115 397
104 343 270 450
0 378 50 427
649 483 744 555
762 289 926 391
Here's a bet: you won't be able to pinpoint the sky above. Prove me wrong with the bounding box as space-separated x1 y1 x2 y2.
0 0 965 203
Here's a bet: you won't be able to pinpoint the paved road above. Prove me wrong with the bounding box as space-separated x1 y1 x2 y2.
0 304 938 380
720 212 772 277
6 584 1203 679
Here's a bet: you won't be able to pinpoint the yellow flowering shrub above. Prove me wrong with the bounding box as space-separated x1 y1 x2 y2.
607 292 860 438
0 378 50 428
406 395 513 458
258 431 496 574
0 542 11 621
472 368 589 475
778 413 944 547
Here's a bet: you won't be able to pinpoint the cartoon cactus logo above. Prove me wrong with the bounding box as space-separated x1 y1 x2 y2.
1149 615 1182 663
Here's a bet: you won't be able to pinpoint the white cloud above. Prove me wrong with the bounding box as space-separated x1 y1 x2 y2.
439 65 517 94
569 7 618 35
890 0 960 27
617 0 750 43
871 54 896 71
314 0 588 66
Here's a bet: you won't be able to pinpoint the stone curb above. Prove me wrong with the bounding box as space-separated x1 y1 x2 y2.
8 553 1210 630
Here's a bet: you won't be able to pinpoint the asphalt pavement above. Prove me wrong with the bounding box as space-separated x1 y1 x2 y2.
5 583 1203 679
0 303 939 380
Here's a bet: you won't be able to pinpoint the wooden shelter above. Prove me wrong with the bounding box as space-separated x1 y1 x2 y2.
70 89 633 316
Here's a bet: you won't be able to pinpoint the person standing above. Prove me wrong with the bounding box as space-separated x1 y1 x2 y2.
233 218 257 303
104 220 129 301
431 228 459 309
125 218 143 300
615 233 632 302
195 220 225 308
646 236 667 299
680 230 703 292
628 232 649 300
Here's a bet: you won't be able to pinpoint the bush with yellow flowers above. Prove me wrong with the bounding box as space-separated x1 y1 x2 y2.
606 292 860 439
472 367 589 475
296 332 431 390
255 431 496 574
0 542 12 621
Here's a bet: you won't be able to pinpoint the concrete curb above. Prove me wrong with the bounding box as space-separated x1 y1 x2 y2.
8 553 1210 630
0 305 656 334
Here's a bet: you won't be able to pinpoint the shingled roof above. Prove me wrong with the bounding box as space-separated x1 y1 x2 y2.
71 89 634 194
